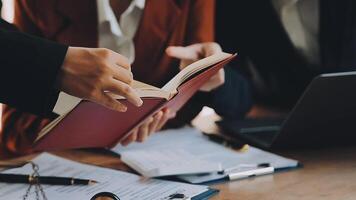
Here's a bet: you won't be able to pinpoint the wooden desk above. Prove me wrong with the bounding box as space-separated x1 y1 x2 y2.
50 146 356 200
2 109 356 200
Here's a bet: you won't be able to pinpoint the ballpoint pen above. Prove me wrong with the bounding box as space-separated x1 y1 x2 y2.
0 173 98 185
226 166 275 181
204 133 247 149
218 163 271 174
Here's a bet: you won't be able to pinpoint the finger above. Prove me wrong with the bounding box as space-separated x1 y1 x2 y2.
165 45 201 60
92 92 127 112
121 129 138 146
168 110 177 119
156 109 171 131
111 130 131 148
156 115 169 132
202 42 222 57
111 52 131 70
137 118 152 142
110 65 134 85
148 111 163 135
106 79 143 107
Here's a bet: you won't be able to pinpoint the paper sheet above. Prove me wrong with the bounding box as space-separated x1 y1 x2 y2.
113 127 299 183
0 153 210 200
121 149 222 177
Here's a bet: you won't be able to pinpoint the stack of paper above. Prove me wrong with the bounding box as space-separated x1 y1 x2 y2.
0 153 217 200
114 127 299 183
121 149 222 177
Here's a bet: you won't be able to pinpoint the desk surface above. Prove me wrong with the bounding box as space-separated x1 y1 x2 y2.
52 146 356 200
3 109 356 200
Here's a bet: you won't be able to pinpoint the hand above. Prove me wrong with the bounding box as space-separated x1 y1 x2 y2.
57 47 143 112
120 108 176 146
166 42 225 92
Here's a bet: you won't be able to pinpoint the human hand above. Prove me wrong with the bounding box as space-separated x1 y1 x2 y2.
120 108 176 146
166 42 225 92
57 47 143 112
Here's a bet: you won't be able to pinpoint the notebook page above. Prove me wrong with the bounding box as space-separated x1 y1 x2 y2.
162 52 231 93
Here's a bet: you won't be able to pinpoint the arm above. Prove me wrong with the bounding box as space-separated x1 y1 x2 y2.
164 0 251 127
1 6 143 154
166 65 253 129
108 0 218 145
1 4 63 153
199 66 253 119
0 45 143 155
0 29 142 114
0 24 67 155
183 0 253 119
164 0 216 127
0 29 68 115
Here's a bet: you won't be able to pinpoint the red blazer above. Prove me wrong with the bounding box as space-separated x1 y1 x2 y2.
1 0 215 155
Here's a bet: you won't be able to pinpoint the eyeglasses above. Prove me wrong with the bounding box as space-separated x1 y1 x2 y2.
90 192 120 200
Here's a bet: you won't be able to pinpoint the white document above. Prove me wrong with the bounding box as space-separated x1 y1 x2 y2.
113 127 299 184
0 153 212 200
121 149 222 177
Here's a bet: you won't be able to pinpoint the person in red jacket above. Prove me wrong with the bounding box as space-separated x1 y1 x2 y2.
1 0 252 155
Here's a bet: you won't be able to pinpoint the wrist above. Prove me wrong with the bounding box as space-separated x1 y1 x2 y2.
56 47 85 92
56 47 71 90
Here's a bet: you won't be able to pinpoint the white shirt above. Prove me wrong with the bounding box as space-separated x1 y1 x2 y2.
97 0 146 63
53 0 146 115
272 0 320 65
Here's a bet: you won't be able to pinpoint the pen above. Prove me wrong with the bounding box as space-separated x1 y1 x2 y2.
168 193 186 199
218 163 271 174
204 133 246 149
226 166 275 181
0 173 98 185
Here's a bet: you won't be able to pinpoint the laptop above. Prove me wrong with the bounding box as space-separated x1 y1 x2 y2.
217 72 356 150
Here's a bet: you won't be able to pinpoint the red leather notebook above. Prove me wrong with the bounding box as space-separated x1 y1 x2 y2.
33 53 236 151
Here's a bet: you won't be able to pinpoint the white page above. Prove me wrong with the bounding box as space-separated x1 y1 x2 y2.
113 127 299 183
53 92 81 115
121 149 222 177
162 52 231 93
0 153 211 200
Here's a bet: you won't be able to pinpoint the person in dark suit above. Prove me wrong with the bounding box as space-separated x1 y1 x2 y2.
0 1 158 155
0 1 142 116
216 0 356 109
0 0 252 155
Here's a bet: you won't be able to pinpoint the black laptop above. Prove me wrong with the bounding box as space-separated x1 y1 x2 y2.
218 72 356 150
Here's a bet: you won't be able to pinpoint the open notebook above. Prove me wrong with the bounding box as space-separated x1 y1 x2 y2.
33 52 236 151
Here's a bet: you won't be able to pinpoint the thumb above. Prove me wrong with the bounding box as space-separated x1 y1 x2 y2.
166 46 200 60
202 42 222 56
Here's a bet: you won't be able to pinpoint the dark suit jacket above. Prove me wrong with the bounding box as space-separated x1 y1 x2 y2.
216 0 356 108
0 2 67 116
0 0 252 155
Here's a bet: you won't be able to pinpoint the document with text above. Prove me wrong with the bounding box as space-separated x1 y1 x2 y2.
0 153 215 200
114 127 299 183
